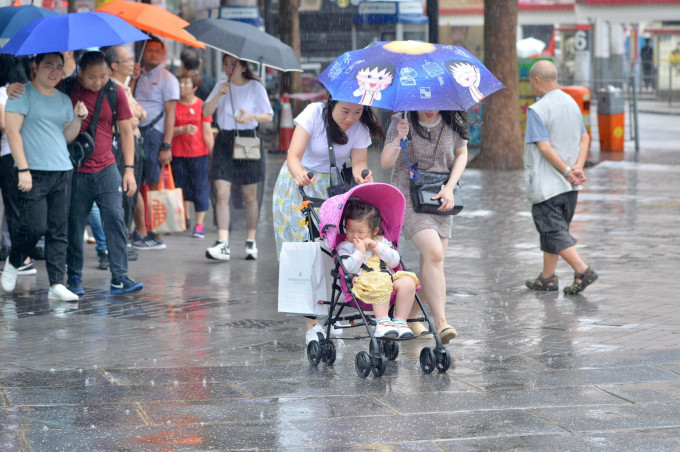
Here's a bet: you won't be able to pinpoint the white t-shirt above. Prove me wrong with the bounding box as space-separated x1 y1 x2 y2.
0 85 10 157
206 79 273 131
295 102 372 173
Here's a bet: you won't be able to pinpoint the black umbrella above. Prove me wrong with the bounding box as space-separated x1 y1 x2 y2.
185 18 302 72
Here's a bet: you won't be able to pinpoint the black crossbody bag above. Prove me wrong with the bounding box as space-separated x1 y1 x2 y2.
402 128 463 216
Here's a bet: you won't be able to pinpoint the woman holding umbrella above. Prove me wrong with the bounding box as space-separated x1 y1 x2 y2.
380 110 469 345
203 54 273 262
272 97 384 344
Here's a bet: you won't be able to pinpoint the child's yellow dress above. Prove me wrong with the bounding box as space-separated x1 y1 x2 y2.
351 241 419 305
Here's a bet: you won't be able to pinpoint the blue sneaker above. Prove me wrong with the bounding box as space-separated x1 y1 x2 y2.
110 276 143 295
66 274 85 296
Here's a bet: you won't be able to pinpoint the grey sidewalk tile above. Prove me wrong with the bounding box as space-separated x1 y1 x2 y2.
530 349 680 370
441 428 680 451
532 403 680 432
597 380 680 404
0 369 108 388
139 395 386 425
5 382 246 407
454 365 680 391
375 385 628 414
0 430 26 452
25 423 312 451
289 409 564 446
12 403 143 431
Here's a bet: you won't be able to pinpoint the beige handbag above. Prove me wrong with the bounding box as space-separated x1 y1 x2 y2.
233 134 261 160
229 83 261 160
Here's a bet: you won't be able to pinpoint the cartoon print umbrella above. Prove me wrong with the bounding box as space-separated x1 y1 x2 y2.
0 4 59 39
317 40 505 112
96 1 204 49
1 12 149 56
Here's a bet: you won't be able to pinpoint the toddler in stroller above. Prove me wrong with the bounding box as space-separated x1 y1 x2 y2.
300 181 452 377
338 199 419 339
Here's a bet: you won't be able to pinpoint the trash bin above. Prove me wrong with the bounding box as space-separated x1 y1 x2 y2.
561 85 591 146
596 86 625 152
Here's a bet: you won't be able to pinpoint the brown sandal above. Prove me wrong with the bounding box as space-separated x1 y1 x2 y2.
525 273 558 292
563 266 598 295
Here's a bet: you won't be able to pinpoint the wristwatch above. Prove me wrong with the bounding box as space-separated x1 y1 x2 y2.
161 142 171 150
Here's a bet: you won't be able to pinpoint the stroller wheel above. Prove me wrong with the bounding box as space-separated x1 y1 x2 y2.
321 339 336 365
419 347 437 374
371 354 386 377
355 351 371 378
307 340 322 366
384 341 399 361
435 347 451 373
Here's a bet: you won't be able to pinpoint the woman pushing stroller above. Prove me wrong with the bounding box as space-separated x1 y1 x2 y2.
338 200 418 339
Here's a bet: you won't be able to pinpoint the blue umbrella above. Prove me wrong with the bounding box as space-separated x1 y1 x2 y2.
1 11 148 56
318 41 505 112
0 5 59 39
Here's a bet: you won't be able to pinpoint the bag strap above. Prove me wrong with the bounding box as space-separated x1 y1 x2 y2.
87 83 107 140
325 112 348 193
401 124 445 180
227 81 241 138
107 81 119 135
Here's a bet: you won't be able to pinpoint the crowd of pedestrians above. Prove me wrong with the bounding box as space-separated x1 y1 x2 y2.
0 40 598 349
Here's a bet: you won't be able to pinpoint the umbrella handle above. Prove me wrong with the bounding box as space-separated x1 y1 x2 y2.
400 111 409 149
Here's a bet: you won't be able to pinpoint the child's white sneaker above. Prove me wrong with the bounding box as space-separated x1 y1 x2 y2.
305 323 326 345
393 319 414 339
374 319 398 338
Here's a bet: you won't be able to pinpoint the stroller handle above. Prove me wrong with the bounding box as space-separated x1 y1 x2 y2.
298 169 370 201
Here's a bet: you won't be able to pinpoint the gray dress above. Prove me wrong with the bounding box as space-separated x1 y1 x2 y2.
386 114 467 240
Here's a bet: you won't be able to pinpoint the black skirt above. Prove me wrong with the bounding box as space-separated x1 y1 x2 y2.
211 129 265 185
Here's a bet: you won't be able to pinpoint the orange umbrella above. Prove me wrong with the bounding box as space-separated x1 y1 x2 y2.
96 0 204 48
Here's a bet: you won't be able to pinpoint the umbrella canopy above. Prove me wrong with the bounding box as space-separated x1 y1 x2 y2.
185 18 301 72
1 11 149 56
0 4 59 39
96 1 204 49
317 40 505 112
517 37 546 58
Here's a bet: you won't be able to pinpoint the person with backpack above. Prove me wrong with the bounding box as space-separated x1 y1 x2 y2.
62 51 143 296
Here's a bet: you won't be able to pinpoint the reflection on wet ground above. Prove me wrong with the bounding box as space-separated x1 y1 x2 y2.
2 129 680 450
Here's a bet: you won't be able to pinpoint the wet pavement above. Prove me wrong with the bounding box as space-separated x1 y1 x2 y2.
1 108 680 451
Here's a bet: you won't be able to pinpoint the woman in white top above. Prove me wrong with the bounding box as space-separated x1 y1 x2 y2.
272 98 384 343
203 54 273 262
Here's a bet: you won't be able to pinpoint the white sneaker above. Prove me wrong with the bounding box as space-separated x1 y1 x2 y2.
329 322 344 337
305 323 326 345
206 241 230 261
393 320 414 339
48 284 79 302
1 258 18 292
245 240 258 260
374 319 398 338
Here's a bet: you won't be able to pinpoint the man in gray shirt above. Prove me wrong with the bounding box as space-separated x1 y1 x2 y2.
523 60 598 295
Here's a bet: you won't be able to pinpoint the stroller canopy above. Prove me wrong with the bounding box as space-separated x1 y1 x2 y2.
319 183 405 250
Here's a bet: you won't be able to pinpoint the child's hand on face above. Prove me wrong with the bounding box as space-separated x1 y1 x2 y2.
364 237 378 250
353 238 366 253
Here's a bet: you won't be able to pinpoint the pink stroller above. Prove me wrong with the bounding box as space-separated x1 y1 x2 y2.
299 181 452 377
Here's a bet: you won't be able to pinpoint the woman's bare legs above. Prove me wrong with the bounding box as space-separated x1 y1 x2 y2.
241 183 258 242
214 179 231 243
409 229 449 331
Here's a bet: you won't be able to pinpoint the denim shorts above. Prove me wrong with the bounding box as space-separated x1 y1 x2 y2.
531 190 578 254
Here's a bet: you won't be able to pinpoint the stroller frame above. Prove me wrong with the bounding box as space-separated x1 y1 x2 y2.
297 182 451 377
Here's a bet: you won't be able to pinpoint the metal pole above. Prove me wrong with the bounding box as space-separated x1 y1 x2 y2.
426 0 439 44
632 74 640 153
670 62 673 108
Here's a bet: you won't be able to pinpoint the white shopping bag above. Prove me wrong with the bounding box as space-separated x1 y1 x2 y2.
278 241 332 315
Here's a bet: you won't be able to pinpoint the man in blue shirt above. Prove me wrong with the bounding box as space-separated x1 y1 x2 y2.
523 60 598 295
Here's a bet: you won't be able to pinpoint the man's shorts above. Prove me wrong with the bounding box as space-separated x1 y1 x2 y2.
531 190 578 254
140 126 163 185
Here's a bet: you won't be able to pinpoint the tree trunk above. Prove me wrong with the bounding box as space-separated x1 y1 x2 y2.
278 0 302 95
471 0 523 170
